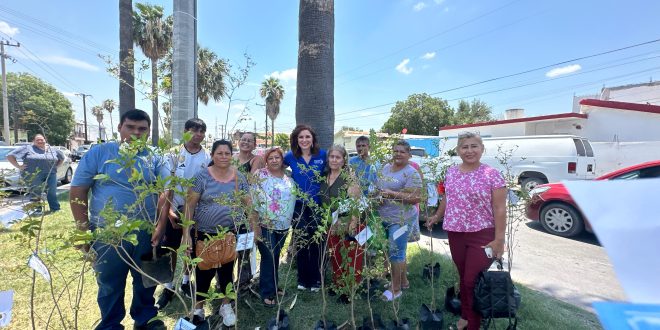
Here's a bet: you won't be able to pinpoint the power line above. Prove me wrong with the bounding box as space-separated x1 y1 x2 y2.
334 38 660 118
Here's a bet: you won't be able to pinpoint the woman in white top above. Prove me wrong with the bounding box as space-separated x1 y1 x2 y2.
252 147 296 306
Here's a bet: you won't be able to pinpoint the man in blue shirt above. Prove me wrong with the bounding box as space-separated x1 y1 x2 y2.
349 136 378 196
70 109 167 330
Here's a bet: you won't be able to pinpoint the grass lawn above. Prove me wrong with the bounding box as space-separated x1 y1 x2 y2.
0 193 602 329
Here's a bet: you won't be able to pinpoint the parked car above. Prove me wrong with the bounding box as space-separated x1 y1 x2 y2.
72 144 92 161
446 135 597 192
526 160 660 237
0 145 74 191
53 146 72 161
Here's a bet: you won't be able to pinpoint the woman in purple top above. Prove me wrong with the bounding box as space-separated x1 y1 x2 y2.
427 132 507 330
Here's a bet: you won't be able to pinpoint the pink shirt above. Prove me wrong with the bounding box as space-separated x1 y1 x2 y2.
442 164 505 232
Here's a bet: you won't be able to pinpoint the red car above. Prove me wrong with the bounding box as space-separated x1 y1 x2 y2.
526 160 660 237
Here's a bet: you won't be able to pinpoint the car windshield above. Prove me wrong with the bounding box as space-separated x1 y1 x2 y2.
0 148 16 161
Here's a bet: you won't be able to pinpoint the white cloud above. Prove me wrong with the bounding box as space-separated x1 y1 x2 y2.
266 68 297 82
395 58 413 75
413 2 427 11
545 64 582 78
40 56 100 71
0 21 19 37
421 52 436 60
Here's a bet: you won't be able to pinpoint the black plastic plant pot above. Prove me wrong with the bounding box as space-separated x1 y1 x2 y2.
386 317 412 330
266 310 290 330
419 303 444 330
444 286 462 316
422 262 441 280
140 247 173 288
314 319 337 330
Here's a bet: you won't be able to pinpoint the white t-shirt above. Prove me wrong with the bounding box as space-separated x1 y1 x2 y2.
165 145 211 209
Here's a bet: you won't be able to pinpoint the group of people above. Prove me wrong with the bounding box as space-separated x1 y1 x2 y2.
69 109 506 330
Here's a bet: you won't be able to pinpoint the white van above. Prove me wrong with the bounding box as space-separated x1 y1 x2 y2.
445 135 597 191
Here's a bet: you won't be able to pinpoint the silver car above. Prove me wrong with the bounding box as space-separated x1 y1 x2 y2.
0 146 74 191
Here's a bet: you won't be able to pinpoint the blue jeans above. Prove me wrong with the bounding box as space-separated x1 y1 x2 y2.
386 223 409 263
27 171 60 211
257 227 288 299
91 230 157 330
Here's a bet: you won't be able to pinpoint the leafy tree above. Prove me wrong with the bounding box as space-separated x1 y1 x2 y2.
133 2 173 144
102 99 117 139
273 133 290 151
340 126 360 131
0 73 75 145
454 99 492 125
260 77 285 149
296 0 334 149
381 93 453 135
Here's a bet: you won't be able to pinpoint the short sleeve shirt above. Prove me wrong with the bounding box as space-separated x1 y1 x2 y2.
8 145 64 174
283 150 327 204
70 142 169 228
191 168 249 233
442 164 505 232
349 156 378 196
164 145 211 209
377 163 422 225
252 168 296 230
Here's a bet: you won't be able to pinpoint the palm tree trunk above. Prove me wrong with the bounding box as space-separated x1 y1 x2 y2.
296 0 335 150
271 118 275 148
151 59 159 145
109 115 115 139
119 0 135 117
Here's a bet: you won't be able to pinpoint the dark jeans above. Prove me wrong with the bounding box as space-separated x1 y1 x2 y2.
293 202 325 288
27 170 60 211
91 230 157 330
257 227 288 298
448 227 495 330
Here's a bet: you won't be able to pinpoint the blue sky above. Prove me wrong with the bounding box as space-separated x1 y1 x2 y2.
1 0 659 138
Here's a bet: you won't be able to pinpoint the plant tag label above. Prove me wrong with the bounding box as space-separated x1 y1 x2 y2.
356 226 373 246
235 232 254 252
174 317 196 330
331 210 339 225
393 225 408 240
27 253 51 282
0 290 14 327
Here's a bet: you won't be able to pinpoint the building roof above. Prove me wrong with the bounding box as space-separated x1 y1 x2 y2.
579 99 660 115
439 113 588 131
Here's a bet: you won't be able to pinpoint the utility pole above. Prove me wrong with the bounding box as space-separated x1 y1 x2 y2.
1 40 20 144
75 93 92 143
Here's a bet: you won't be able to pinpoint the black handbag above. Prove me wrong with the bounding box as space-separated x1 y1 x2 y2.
473 259 521 329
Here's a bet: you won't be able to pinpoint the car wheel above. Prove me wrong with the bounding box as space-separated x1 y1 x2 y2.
540 202 584 237
62 167 73 184
521 177 545 192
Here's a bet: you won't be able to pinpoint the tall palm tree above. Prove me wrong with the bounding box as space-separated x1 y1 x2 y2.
91 106 105 141
133 3 173 145
119 0 135 117
296 0 334 149
102 99 117 139
260 77 285 148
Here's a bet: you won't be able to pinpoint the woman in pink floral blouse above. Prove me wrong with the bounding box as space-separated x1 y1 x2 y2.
427 132 507 330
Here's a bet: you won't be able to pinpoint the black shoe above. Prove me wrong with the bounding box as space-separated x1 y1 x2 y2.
133 319 166 330
180 282 193 298
155 289 174 310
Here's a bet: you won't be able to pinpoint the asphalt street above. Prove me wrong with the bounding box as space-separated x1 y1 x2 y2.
418 213 626 312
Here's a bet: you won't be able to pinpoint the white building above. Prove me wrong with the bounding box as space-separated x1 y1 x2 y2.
439 99 660 175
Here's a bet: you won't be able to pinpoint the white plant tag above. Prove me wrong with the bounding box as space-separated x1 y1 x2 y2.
27 253 51 282
0 290 14 327
331 210 339 225
174 317 196 330
356 226 373 246
393 225 408 240
235 232 254 252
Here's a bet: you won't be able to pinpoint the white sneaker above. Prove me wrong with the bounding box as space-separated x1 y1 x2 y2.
310 287 320 293
297 284 307 291
219 303 236 327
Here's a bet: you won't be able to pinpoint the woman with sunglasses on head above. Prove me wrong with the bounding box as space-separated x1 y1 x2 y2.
426 132 507 330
